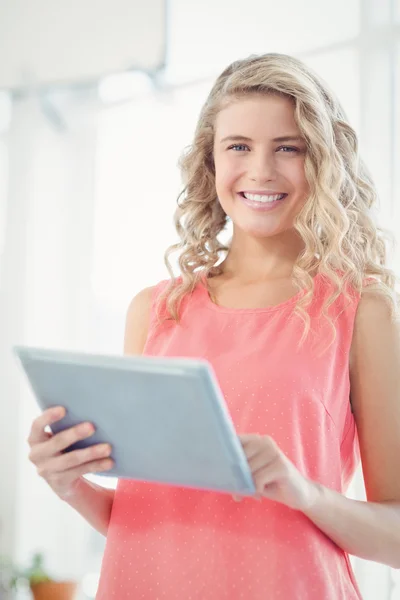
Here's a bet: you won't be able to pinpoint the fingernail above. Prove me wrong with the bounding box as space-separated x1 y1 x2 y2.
82 423 95 434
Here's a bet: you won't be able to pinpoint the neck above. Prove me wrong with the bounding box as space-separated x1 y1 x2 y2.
221 228 305 282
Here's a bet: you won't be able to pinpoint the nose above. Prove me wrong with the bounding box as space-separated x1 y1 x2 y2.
248 152 277 183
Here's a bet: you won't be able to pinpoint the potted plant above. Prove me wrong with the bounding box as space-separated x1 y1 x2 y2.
6 552 77 600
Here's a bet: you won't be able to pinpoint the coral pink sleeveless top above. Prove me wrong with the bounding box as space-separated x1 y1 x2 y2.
97 273 363 599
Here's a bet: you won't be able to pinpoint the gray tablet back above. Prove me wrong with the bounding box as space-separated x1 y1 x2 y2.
14 346 256 496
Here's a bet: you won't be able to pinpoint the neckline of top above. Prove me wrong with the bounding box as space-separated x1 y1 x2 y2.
197 272 323 314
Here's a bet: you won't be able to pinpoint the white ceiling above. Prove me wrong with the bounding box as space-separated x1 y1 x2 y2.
0 0 166 90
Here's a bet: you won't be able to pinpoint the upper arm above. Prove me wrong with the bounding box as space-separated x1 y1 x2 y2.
350 288 400 503
100 287 154 508
123 286 156 355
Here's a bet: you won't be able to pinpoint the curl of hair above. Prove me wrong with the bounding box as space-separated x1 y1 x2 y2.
159 53 399 351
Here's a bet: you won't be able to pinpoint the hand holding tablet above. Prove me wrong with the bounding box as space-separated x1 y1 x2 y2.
26 404 114 499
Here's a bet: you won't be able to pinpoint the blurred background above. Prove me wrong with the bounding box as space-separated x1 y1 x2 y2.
0 0 399 598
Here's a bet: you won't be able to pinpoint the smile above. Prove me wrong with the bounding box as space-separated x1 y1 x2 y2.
240 192 287 203
237 191 288 212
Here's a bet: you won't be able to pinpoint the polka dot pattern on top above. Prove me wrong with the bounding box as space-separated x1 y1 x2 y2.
96 274 364 599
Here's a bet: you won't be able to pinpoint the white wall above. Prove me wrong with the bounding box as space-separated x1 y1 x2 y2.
0 0 165 89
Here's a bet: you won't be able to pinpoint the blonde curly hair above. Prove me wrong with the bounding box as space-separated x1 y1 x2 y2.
159 52 399 349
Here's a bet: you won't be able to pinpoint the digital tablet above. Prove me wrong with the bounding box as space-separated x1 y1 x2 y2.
13 345 256 496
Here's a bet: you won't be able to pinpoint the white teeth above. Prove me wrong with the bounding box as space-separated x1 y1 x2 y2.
243 193 285 203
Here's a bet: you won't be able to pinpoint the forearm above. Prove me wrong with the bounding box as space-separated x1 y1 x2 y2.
58 477 115 537
303 482 400 569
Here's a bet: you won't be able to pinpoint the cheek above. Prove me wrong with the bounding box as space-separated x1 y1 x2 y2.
283 161 309 194
215 157 242 192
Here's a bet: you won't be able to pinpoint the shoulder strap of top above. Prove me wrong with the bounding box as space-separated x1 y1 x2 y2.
148 278 170 326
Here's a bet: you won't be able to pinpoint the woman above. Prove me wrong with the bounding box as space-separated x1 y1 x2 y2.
28 53 400 599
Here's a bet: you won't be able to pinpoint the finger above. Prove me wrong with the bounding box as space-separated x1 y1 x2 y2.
238 435 266 461
239 434 260 446
245 446 264 462
248 450 278 473
50 422 95 454
30 421 96 464
240 439 265 463
37 443 112 477
253 465 281 495
240 434 277 449
27 407 66 446
47 458 114 492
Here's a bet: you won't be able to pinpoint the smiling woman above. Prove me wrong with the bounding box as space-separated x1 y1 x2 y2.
22 48 400 600
89 53 400 600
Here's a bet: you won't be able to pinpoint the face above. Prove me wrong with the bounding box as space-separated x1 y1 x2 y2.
213 94 310 239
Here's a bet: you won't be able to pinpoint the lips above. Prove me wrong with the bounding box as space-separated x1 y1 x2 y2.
238 191 288 212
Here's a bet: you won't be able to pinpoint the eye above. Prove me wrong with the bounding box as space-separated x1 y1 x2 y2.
277 146 299 153
228 143 250 152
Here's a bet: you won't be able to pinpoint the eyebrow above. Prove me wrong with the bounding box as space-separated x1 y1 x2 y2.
219 135 304 144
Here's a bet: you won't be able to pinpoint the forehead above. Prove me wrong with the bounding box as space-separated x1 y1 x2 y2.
214 94 299 139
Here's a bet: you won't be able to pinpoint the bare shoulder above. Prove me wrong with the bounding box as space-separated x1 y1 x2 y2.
123 286 157 355
356 284 397 325
350 285 398 367
350 284 400 503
